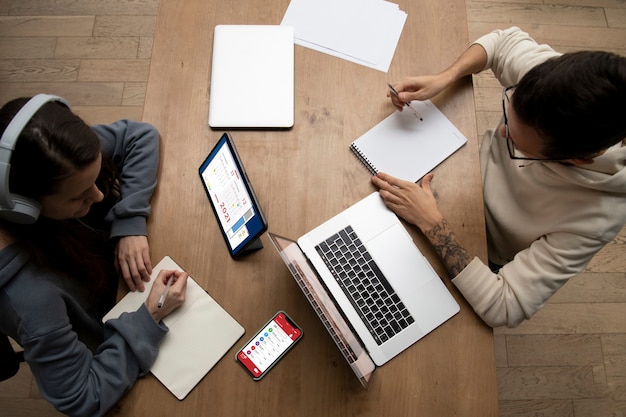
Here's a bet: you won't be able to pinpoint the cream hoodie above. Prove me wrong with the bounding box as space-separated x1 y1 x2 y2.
451 27 626 327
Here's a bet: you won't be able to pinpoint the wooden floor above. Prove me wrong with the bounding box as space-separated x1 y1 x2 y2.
0 0 624 416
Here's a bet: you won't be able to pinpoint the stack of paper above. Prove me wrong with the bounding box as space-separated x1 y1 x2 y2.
281 0 407 72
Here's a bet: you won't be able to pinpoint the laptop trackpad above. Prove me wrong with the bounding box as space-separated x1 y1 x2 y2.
365 223 436 296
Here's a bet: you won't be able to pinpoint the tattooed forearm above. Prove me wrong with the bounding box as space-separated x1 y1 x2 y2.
424 219 472 277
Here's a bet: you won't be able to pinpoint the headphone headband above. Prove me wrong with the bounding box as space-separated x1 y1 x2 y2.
0 94 71 223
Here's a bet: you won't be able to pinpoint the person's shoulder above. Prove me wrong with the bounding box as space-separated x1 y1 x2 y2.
0 226 15 250
2 262 72 336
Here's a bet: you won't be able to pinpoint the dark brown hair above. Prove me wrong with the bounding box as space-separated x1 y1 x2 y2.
0 97 119 313
513 51 626 159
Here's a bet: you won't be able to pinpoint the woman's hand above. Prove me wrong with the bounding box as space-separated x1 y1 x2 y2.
145 269 189 323
115 235 152 292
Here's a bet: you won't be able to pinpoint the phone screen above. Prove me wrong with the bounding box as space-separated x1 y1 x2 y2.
236 311 302 380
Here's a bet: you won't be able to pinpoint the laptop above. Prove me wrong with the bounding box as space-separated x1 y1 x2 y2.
208 25 294 129
268 192 459 387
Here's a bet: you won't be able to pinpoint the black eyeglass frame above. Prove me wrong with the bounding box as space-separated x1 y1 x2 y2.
501 85 571 162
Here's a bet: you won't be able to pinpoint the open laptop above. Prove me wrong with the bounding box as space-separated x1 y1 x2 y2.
208 25 294 129
268 192 459 387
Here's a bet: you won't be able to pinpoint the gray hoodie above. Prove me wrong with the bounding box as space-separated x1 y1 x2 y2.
0 120 167 417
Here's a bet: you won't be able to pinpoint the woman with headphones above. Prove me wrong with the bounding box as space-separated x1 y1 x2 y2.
0 94 189 417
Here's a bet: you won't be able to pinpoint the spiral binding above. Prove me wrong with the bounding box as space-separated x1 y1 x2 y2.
350 143 378 175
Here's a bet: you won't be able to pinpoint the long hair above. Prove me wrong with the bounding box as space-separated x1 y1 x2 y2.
513 51 626 159
0 97 119 314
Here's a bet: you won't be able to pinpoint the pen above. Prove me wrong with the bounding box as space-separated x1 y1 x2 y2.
157 274 175 309
387 83 423 121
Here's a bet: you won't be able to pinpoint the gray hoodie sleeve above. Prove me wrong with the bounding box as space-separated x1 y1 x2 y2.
91 120 160 238
23 304 167 417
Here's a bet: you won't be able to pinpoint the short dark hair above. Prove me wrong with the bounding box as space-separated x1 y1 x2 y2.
513 51 626 159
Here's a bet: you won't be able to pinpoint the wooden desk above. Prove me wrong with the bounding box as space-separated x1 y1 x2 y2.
115 0 498 415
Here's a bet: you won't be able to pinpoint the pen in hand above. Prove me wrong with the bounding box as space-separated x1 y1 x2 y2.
157 274 175 309
387 83 423 121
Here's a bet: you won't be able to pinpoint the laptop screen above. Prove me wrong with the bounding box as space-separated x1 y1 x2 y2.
269 232 375 387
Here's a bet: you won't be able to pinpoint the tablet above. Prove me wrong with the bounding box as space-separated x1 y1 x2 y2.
199 133 268 257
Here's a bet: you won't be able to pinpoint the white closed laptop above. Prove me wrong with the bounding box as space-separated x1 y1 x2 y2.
269 192 459 387
208 25 294 129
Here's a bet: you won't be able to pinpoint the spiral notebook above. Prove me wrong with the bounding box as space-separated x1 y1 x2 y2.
350 100 468 182
103 256 244 400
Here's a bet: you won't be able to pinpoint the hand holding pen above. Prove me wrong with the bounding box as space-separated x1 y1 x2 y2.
387 83 423 121
146 269 189 322
157 274 175 309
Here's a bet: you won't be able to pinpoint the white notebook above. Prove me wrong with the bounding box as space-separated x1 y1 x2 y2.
350 100 468 182
102 256 244 400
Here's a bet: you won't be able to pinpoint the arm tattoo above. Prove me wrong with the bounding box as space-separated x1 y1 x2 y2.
424 219 472 277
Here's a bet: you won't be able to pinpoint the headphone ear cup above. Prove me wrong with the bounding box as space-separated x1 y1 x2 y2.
0 94 70 224
0 193 41 224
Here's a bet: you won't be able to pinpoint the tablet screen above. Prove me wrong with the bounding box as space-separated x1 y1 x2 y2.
199 133 267 257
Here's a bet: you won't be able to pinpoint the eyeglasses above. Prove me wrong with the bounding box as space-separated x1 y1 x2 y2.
502 85 569 162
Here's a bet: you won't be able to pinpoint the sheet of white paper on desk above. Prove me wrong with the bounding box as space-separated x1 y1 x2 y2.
281 0 406 72
102 256 244 400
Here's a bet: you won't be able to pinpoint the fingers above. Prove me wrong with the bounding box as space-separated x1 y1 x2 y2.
390 75 447 103
371 171 413 191
119 254 149 292
170 270 188 294
387 90 405 111
142 250 153 278
146 270 189 322
116 236 152 292
394 79 419 102
420 173 435 192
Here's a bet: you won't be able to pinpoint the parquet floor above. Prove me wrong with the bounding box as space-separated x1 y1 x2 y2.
0 1 624 416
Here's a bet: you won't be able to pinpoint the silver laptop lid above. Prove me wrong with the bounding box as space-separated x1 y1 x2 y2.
269 232 375 388
208 25 294 129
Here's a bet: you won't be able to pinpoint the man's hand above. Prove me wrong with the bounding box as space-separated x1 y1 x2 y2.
371 172 443 233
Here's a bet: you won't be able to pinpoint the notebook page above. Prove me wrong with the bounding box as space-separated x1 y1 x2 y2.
350 100 468 182
103 256 244 400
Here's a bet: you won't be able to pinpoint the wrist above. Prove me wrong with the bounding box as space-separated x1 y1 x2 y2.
146 302 164 323
417 213 445 235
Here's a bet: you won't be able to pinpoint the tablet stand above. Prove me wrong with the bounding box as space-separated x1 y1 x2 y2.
243 237 264 252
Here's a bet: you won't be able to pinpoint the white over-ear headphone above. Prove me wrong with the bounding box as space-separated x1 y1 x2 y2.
0 94 71 224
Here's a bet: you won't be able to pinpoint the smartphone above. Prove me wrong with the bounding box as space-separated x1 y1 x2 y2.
236 311 303 380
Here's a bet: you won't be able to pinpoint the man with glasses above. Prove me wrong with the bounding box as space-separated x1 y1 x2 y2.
373 27 626 327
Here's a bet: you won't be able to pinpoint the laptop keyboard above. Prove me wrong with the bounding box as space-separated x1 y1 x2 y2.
315 226 415 345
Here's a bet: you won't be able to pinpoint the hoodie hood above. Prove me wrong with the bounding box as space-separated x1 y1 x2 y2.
545 140 626 194
482 130 626 264
0 244 29 290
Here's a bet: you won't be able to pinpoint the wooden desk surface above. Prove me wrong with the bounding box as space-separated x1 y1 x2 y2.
115 0 497 415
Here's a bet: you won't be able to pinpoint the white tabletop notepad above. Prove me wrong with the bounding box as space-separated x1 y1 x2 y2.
350 100 468 182
103 256 244 400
